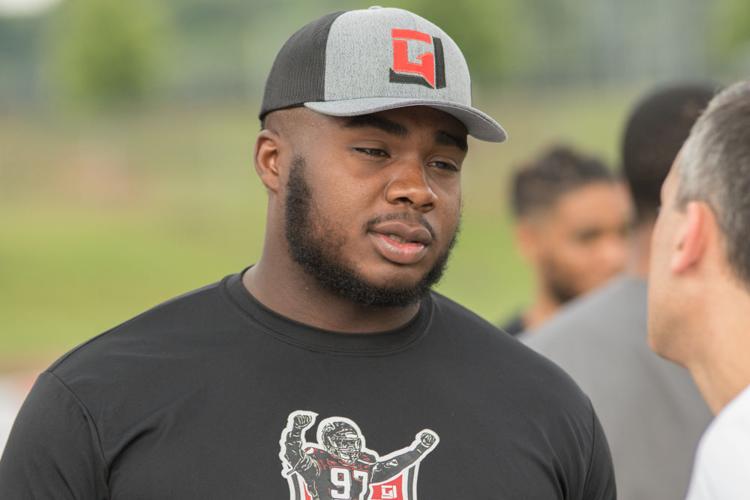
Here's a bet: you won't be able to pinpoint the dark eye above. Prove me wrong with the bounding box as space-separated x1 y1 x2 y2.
354 147 389 158
429 160 459 172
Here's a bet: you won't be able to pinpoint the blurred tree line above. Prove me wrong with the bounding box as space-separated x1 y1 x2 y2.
0 0 748 110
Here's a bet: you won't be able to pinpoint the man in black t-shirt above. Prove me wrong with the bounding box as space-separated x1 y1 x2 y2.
0 7 615 499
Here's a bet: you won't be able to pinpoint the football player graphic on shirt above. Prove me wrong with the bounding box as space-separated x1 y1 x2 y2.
279 410 439 500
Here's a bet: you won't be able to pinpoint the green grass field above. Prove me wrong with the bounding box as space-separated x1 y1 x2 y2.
0 87 639 369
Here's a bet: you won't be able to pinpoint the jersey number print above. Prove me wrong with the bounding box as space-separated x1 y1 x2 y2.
279 410 439 500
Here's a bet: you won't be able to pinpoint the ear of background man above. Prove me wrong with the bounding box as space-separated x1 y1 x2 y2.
521 83 716 500
670 201 711 275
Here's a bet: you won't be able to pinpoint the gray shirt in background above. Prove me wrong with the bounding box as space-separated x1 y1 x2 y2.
522 276 711 500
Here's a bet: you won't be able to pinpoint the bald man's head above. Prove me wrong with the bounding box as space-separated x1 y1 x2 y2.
262 108 310 138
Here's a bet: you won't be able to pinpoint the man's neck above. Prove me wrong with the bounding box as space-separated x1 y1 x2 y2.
243 258 421 334
523 289 561 332
690 360 750 416
686 289 750 415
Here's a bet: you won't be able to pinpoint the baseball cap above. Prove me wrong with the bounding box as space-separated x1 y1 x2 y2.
260 6 507 143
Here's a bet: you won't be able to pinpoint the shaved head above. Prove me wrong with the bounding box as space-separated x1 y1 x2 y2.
262 108 319 139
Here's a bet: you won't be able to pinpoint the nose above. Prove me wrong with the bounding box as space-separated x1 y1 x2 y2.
384 158 437 212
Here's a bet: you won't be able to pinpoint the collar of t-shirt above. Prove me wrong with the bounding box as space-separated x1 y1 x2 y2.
222 269 434 356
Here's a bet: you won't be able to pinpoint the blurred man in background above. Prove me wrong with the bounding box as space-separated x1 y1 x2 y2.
500 145 631 335
649 80 750 500
524 83 716 499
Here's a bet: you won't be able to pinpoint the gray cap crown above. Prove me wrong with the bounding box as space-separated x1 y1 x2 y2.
260 7 506 142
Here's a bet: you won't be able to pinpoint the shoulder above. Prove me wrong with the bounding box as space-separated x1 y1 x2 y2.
525 276 646 350
520 278 650 413
498 313 525 337
45 274 245 407
428 293 614 495
429 291 513 340
689 402 750 500
429 291 593 414
693 387 750 482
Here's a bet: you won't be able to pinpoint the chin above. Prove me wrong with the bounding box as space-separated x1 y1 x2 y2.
648 321 683 365
646 329 664 357
365 274 423 293
367 263 430 287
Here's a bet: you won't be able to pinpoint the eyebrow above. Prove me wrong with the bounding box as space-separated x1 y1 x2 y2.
436 130 468 152
343 115 408 137
344 114 467 152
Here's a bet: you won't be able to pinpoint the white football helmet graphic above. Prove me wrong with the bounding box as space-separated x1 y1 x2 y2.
320 420 364 465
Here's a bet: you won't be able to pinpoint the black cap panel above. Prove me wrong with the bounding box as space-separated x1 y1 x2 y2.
259 11 345 119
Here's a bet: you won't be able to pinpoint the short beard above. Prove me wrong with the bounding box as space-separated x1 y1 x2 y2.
540 257 579 305
284 156 458 308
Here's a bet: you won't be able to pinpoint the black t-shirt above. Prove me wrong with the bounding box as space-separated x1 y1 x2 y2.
0 271 615 499
499 313 526 337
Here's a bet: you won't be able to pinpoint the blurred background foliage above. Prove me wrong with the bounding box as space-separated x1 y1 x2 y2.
0 0 748 368
3 0 749 108
51 0 169 110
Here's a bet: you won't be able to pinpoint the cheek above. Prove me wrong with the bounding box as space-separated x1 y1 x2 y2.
649 231 672 286
436 181 461 211
542 249 580 279
650 217 673 268
556 240 594 269
309 178 370 226
550 244 608 289
424 187 461 240
647 270 675 354
441 198 462 231
647 232 678 336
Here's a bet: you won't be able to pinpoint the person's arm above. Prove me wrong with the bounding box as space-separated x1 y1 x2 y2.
0 371 109 499
371 430 438 484
281 412 319 476
581 401 617 500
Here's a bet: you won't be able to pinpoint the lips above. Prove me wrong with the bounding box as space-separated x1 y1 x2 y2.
368 220 433 265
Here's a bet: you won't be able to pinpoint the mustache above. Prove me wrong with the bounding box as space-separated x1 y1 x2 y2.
365 212 437 240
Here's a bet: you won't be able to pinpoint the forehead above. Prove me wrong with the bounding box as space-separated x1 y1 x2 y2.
545 182 629 224
330 106 468 137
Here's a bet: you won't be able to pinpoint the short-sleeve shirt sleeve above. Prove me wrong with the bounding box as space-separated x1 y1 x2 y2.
583 403 617 499
0 371 109 499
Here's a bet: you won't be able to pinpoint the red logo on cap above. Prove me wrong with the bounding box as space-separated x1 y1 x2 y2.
390 29 446 89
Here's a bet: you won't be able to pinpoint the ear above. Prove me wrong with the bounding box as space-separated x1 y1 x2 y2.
254 129 283 193
671 201 710 274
